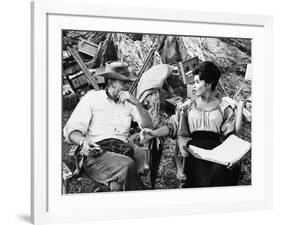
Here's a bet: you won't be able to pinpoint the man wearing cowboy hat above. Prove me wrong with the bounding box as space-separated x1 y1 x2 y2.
64 61 152 191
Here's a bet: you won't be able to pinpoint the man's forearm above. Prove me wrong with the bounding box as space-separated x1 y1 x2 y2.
135 104 153 128
68 130 85 146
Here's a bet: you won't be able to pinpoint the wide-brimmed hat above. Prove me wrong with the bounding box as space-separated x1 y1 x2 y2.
96 61 137 81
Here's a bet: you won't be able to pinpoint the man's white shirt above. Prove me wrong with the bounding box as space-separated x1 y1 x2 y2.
64 90 140 143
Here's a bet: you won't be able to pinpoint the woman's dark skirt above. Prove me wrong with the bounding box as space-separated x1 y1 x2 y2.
184 131 240 188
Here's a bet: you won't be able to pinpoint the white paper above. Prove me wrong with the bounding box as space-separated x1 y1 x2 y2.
189 135 251 167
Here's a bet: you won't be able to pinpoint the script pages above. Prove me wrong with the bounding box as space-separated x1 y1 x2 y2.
188 135 251 167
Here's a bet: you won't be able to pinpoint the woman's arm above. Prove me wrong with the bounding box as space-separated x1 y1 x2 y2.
235 100 244 134
177 135 192 157
141 125 170 141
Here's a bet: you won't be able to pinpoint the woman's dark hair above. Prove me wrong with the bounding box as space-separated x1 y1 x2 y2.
193 61 221 91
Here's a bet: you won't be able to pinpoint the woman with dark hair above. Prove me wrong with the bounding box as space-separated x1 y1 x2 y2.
142 61 243 187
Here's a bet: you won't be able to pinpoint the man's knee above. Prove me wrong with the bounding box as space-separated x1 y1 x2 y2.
121 158 136 171
119 158 138 181
109 181 123 191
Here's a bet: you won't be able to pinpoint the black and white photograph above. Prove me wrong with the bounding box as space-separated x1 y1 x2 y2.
62 30 252 194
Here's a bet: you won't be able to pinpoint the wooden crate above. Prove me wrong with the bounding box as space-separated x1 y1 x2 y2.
78 38 99 57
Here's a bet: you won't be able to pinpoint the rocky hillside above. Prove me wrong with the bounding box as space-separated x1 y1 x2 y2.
64 31 251 75
63 31 252 102
106 33 251 75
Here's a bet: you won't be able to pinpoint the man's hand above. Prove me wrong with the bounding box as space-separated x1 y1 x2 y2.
118 91 140 105
80 139 103 157
118 91 153 129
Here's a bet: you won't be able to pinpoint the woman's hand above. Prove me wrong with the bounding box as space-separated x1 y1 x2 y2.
80 139 103 157
140 128 155 143
233 96 245 134
234 95 245 109
236 99 245 109
177 136 191 157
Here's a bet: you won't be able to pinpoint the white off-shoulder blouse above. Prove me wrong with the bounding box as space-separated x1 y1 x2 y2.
167 98 236 138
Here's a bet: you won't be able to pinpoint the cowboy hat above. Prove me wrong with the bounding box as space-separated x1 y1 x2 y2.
96 61 137 81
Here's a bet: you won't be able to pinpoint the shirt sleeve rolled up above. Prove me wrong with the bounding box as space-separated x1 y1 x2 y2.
63 92 94 143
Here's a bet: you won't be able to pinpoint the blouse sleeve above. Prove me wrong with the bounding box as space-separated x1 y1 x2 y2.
177 109 190 137
220 101 236 136
63 91 94 143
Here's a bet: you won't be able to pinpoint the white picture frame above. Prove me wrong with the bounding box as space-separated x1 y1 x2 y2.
31 1 273 224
